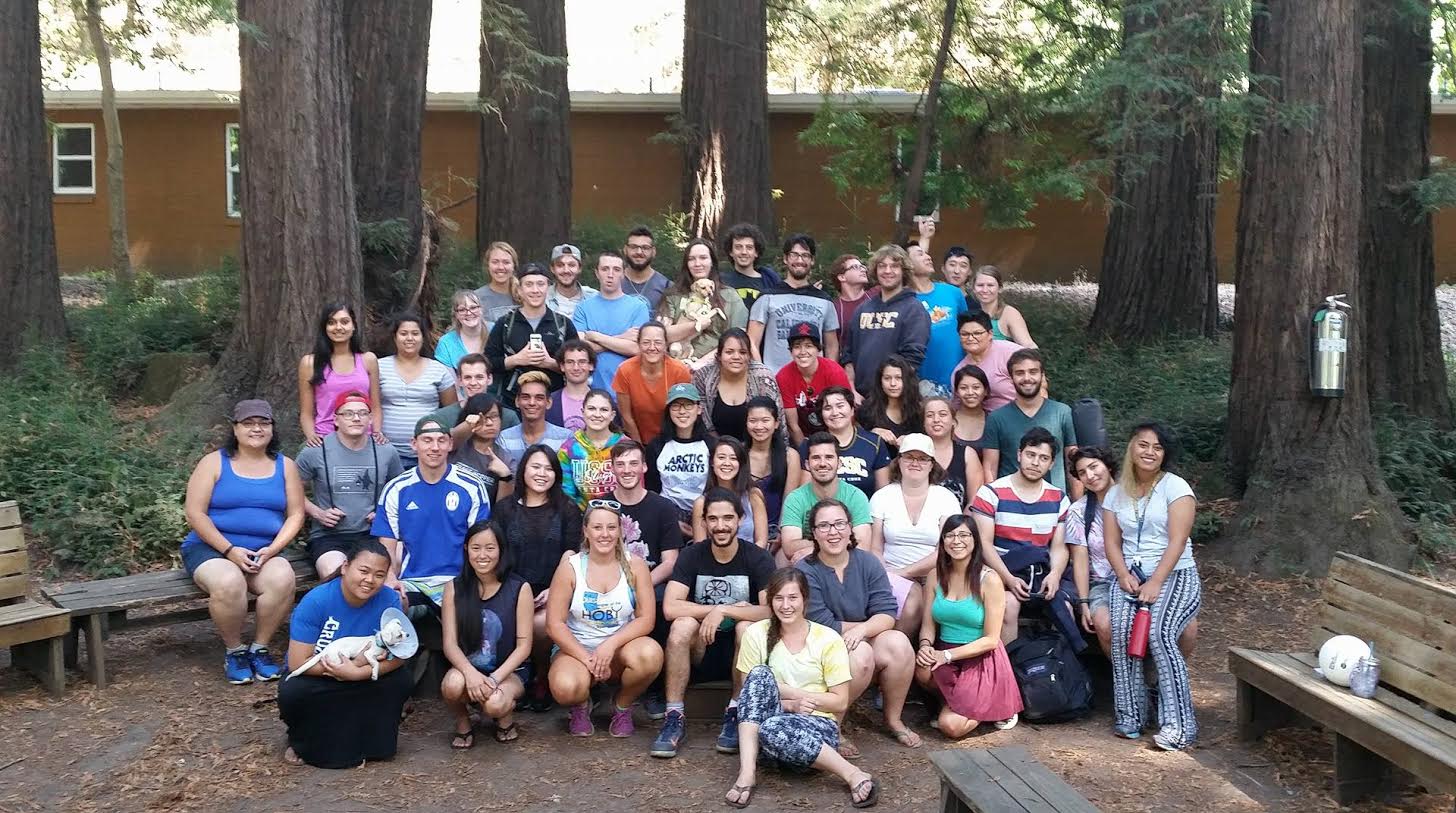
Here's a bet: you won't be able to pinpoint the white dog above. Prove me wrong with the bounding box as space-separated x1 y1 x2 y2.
286 616 412 681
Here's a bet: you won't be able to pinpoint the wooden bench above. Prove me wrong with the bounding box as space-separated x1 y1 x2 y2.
0 501 72 696
930 746 1100 812
43 548 317 688
1229 552 1456 808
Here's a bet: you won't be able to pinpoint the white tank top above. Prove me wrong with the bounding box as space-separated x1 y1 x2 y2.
565 552 636 650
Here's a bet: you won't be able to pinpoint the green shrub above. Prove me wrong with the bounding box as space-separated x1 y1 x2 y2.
1374 405 1456 555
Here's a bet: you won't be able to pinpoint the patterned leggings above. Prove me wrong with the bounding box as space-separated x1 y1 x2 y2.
738 665 841 768
1109 565 1201 748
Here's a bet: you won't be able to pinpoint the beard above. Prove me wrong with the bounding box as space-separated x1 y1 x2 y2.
627 256 652 272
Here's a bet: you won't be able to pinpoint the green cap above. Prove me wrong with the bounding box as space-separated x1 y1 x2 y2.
413 416 450 438
667 383 701 404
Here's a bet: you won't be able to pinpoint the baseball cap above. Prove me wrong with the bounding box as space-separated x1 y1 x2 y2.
331 391 372 414
666 383 701 404
786 321 822 350
517 261 551 281
231 399 273 423
551 244 582 263
898 433 934 458
413 416 450 438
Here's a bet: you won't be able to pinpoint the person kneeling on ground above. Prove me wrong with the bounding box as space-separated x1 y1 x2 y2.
651 488 775 758
441 522 533 748
797 498 920 756
545 503 664 737
279 539 414 768
725 567 879 809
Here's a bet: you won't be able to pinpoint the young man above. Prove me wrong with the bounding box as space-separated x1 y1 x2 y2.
970 427 1082 651
546 243 598 319
717 222 782 311
621 226 672 311
296 393 404 580
485 263 578 404
909 238 970 393
839 244 931 398
497 371 572 469
572 251 651 390
548 339 595 431
747 233 840 371
429 353 519 449
831 253 873 332
940 245 983 318
371 416 492 615
774 322 851 445
651 489 775 758
981 349 1078 493
951 312 1022 410
778 432 873 562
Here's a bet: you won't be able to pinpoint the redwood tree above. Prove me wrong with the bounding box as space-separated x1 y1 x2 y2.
1225 0 1410 575
478 0 571 266
681 0 775 242
216 0 361 429
894 0 957 246
1359 0 1452 423
0 0 65 369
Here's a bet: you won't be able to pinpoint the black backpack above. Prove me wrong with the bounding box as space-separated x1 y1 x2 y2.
1006 630 1094 723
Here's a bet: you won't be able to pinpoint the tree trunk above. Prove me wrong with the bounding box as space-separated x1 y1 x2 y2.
1088 0 1219 341
1360 0 1452 424
214 0 362 435
478 0 571 267
894 0 958 246
79 0 132 283
681 0 774 243
345 0 433 349
1225 0 1410 576
0 0 65 370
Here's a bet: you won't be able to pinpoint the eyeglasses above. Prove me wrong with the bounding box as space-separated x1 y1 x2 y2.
626 243 653 252
960 329 990 340
335 409 370 419
454 304 482 314
475 413 500 423
813 519 850 532
588 499 622 511
236 419 273 428
944 531 976 542
787 251 814 260
902 455 932 465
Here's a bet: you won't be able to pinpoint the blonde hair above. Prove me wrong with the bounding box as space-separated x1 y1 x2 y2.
448 289 482 334
974 265 1005 315
483 241 521 304
581 506 633 576
516 370 551 391
868 244 911 287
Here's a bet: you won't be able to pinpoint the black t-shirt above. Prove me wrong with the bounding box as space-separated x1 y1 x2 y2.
492 498 581 594
669 539 777 606
618 491 685 570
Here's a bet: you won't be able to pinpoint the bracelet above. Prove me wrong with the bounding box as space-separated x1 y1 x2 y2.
918 639 933 647
1075 598 1091 605
221 544 234 557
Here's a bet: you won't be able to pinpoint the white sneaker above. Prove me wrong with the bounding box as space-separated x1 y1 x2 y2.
994 713 1019 731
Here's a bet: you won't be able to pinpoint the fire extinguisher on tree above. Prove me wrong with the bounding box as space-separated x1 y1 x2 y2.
1310 293 1352 398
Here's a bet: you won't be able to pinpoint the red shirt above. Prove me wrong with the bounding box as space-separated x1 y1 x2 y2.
776 357 851 434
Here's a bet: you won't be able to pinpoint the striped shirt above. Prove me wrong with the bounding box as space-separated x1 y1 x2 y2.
970 475 1068 549
370 464 491 580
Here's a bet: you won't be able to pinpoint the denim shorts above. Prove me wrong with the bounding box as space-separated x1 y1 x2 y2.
1088 578 1112 616
181 544 225 577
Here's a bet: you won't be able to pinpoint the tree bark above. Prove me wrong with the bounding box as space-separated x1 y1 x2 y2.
681 0 775 243
1360 0 1452 424
0 0 66 370
78 0 132 283
478 0 571 267
1225 0 1410 576
1088 0 1219 341
894 0 958 246
214 0 362 434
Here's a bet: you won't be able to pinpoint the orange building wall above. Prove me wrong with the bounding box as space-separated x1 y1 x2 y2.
47 105 1456 283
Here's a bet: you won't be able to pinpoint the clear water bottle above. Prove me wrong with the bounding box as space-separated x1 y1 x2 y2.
1348 642 1380 699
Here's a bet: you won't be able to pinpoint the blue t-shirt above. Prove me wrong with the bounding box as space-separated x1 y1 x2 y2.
798 430 890 502
571 294 651 390
370 464 491 579
917 282 970 391
290 578 403 654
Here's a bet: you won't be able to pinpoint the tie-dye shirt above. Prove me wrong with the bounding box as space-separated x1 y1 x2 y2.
558 430 623 510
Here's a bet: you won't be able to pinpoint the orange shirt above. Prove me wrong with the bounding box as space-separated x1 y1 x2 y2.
612 356 692 444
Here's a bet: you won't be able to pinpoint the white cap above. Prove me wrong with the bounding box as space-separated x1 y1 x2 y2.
898 433 934 458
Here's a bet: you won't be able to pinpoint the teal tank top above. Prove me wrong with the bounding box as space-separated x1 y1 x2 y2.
932 585 986 644
989 317 1010 342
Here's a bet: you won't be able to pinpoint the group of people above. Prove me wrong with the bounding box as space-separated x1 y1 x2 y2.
176 223 1203 806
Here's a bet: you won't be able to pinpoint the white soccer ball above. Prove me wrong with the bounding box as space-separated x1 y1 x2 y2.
1317 635 1371 688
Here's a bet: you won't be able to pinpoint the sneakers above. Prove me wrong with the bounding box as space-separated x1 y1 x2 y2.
641 691 667 721
224 649 253 685
650 710 686 757
1114 723 1142 739
609 707 636 738
247 647 283 682
1153 729 1187 751
568 702 594 737
715 706 740 754
526 676 554 713
994 713 1018 731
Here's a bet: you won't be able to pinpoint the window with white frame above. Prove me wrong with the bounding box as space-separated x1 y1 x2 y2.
53 123 95 194
225 123 242 217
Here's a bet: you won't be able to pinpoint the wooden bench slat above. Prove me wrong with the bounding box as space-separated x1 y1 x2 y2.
0 602 71 648
930 750 1029 812
1289 652 1456 742
46 551 318 613
0 501 21 533
990 747 1100 812
967 748 1059 813
1322 578 1456 654
1331 553 1456 614
0 549 25 578
1312 609 1456 713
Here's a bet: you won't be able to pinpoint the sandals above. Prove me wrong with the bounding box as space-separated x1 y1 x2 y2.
451 729 475 750
890 727 922 748
837 734 862 760
494 721 521 743
850 776 880 808
725 783 755 808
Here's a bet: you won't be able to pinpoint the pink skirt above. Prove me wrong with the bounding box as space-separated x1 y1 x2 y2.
933 639 1024 723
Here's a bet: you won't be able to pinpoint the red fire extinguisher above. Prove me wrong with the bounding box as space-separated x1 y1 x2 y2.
1128 602 1152 659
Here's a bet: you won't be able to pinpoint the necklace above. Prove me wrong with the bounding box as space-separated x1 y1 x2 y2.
1132 473 1164 526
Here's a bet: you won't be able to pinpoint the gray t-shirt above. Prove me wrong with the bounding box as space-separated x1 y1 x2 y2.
621 270 671 312
498 421 574 470
749 287 840 371
472 285 519 336
296 435 404 540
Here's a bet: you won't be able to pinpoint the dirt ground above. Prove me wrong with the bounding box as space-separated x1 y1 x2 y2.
1 557 1452 813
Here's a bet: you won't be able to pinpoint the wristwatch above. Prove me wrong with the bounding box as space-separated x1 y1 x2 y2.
942 650 952 665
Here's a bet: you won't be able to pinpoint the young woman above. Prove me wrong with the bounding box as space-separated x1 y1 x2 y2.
746 396 802 549
691 436 769 549
182 399 304 684
557 389 624 510
645 384 711 533
378 311 457 467
797 499 919 755
692 328 782 444
545 504 664 738
951 365 990 449
726 567 878 809
614 320 691 444
868 434 961 636
856 355 924 453
442 522 534 748
659 238 749 361
971 266 1036 348
436 289 488 372
297 302 383 446
450 393 515 504
279 539 413 768
922 395 981 508
476 241 520 335
815 386 891 501
1103 422 1202 751
914 516 1022 738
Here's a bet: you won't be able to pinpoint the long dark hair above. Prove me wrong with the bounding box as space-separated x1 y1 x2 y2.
659 391 710 443
311 302 363 386
708 436 752 493
934 514 986 606
1069 445 1120 538
806 498 854 560
452 521 514 654
857 354 923 433
764 567 811 661
457 392 501 427
745 396 788 495
664 238 727 315
514 444 569 511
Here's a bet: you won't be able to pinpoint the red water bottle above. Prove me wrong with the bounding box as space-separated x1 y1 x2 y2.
1127 602 1151 659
